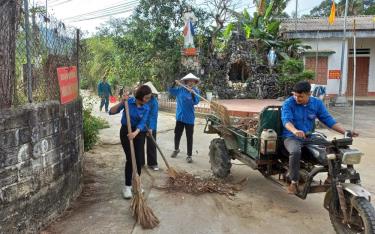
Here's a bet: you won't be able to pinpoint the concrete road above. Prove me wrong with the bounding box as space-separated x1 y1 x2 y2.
43 97 375 234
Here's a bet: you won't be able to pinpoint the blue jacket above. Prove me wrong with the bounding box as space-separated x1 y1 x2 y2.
109 97 149 132
281 96 337 138
168 86 200 125
146 96 158 131
98 82 112 97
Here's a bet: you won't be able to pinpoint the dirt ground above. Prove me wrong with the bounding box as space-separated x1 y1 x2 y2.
43 97 375 234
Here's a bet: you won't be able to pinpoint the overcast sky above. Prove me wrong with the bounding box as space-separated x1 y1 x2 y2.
34 0 325 35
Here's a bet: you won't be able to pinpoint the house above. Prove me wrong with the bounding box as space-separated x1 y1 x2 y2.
280 15 375 97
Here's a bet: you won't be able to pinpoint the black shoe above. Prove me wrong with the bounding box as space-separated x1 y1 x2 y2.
186 156 193 163
170 149 180 158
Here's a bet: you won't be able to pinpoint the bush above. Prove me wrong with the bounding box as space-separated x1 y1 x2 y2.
83 108 109 151
278 59 314 96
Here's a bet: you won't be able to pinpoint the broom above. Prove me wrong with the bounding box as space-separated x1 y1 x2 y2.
146 129 178 179
175 80 231 126
124 100 159 229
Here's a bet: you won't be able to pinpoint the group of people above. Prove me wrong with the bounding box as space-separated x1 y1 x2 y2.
104 73 201 199
99 74 357 198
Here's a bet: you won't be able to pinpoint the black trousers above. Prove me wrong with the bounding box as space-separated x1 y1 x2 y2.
146 130 158 166
174 121 194 156
120 126 146 186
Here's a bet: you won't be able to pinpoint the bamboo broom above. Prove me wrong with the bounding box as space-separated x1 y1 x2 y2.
146 130 178 179
175 80 231 126
124 100 159 229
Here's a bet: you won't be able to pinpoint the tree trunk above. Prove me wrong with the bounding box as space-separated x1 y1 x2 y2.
0 0 20 109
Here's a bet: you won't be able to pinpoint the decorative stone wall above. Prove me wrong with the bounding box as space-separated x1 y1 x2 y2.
0 99 83 233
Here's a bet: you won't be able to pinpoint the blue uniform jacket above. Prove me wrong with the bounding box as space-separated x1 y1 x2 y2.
109 97 149 132
146 96 158 131
168 86 200 125
98 82 112 97
281 96 337 138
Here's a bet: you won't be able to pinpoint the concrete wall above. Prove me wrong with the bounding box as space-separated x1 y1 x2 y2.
303 38 349 95
0 99 83 233
348 38 375 94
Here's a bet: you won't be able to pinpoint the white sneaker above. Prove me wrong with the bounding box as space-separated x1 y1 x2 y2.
122 186 132 199
149 165 159 171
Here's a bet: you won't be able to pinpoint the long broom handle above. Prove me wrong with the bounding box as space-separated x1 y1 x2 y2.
175 80 211 104
124 100 138 176
146 130 171 169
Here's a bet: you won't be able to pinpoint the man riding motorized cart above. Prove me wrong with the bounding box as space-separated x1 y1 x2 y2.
204 81 375 233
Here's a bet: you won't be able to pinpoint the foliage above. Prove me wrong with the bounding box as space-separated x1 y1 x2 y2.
278 59 314 96
309 0 375 17
80 0 194 91
222 0 309 66
83 108 109 151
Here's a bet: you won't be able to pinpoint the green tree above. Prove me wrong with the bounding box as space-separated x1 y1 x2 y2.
309 0 374 17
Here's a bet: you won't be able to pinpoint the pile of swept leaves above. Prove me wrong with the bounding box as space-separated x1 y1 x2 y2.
162 171 245 197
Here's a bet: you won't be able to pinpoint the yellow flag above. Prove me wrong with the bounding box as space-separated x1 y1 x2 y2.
328 0 336 25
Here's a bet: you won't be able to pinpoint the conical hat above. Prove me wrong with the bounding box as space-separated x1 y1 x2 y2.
144 81 159 94
180 73 200 83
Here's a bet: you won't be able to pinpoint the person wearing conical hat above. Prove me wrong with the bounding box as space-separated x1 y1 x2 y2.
144 81 160 171
168 73 200 163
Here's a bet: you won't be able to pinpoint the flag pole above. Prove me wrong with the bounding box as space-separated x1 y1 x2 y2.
294 0 298 32
335 0 349 105
351 19 357 131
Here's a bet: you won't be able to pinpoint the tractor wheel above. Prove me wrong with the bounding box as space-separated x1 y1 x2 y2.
209 138 231 178
329 196 375 234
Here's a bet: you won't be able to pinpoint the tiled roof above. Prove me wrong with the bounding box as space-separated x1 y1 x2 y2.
280 15 375 33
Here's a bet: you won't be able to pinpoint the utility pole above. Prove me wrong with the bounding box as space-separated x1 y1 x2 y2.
335 0 349 106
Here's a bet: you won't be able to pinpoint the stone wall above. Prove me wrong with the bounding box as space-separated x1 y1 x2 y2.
0 99 83 233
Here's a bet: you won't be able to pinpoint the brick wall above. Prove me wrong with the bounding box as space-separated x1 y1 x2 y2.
305 57 328 85
0 99 83 233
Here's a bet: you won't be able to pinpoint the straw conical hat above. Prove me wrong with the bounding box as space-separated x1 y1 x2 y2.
180 73 200 83
144 81 159 94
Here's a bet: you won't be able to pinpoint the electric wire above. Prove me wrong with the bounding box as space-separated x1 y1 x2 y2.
63 0 139 21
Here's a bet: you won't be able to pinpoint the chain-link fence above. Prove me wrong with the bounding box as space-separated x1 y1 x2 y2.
0 0 80 109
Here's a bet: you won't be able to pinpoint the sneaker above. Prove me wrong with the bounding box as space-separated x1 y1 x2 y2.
122 186 132 199
170 149 180 158
186 156 193 163
287 182 298 195
149 165 159 171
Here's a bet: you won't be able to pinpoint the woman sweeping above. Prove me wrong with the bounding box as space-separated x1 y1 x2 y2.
169 73 200 163
109 85 152 199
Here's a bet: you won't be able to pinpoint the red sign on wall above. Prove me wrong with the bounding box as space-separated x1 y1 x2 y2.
328 70 341 79
56 66 78 104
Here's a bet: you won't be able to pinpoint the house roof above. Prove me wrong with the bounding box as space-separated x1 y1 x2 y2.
280 15 375 33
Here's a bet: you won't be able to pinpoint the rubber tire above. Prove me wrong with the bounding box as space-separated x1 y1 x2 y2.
209 138 231 178
329 197 375 234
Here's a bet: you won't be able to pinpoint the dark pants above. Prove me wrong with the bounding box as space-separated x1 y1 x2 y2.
284 137 314 182
120 126 146 186
146 131 158 166
100 96 109 112
174 121 194 156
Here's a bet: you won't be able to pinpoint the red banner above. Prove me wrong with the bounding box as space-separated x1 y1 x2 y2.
57 66 78 104
328 70 341 79
184 48 197 56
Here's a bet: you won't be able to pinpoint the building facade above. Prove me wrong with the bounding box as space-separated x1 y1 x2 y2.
280 16 375 97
